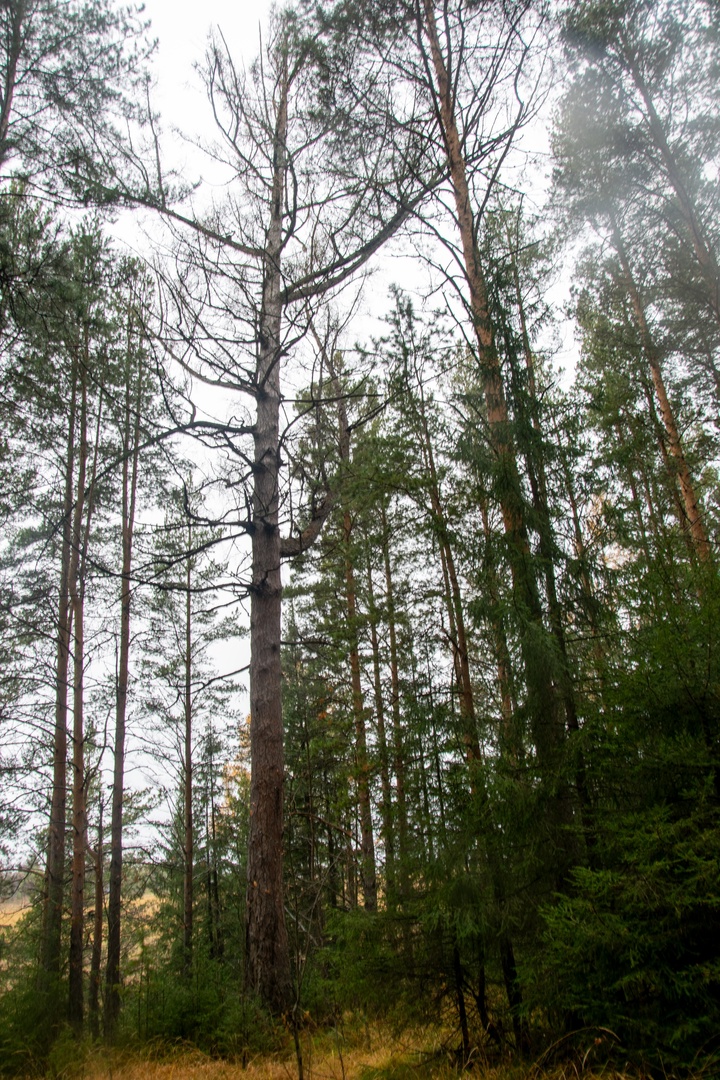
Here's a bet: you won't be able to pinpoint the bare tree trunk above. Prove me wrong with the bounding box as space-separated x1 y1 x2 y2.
105 337 142 1037
183 534 193 977
68 360 89 1030
365 552 395 898
343 511 377 911
245 58 292 1012
208 789 223 960
88 803 104 1038
379 504 409 882
40 354 78 993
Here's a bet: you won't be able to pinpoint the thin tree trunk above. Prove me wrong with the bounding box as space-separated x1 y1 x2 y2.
183 534 193 977
427 668 448 844
209 792 223 960
68 358 89 1030
343 511 377 912
499 932 529 1052
365 552 395 898
557 439 607 684
409 381 479 763
452 942 470 1063
40 354 78 993
379 504 409 880
105 334 143 1037
88 803 104 1038
325 777 338 910
410 368 526 1029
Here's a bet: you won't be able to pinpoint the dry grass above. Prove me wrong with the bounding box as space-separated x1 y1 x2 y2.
0 900 32 930
60 1026 654 1080
76 1026 422 1080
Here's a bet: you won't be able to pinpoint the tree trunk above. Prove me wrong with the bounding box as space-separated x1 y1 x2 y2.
68 359 89 1030
209 790 223 959
365 551 395 898
0 0 24 166
105 336 142 1037
343 510 377 912
245 58 292 1012
183 535 193 977
380 504 409 882
88 803 104 1039
40 353 77 994
452 942 471 1063
408 361 527 1029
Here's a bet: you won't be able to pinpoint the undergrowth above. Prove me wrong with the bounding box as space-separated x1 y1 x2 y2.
8 1021 718 1080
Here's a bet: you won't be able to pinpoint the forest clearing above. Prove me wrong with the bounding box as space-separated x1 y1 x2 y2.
1 0 719 1076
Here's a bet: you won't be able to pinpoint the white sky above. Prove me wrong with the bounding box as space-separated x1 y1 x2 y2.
143 0 275 134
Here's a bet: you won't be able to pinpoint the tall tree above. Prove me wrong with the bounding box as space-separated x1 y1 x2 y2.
104 10 432 1010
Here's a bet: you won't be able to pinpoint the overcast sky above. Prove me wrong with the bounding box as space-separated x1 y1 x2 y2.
143 0 275 137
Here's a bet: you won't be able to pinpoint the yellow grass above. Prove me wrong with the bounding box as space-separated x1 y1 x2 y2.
51 1025 649 1080
0 900 32 929
74 1028 420 1080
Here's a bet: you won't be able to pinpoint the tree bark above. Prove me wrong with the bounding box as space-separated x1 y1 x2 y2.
245 56 292 1012
208 787 223 960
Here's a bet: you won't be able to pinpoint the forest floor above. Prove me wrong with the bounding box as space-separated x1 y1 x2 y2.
65 1026 639 1080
